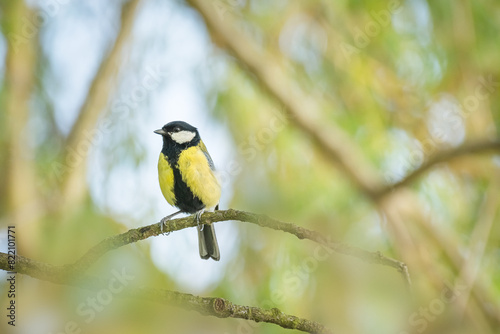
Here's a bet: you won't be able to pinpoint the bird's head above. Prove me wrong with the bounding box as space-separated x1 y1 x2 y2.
154 121 200 145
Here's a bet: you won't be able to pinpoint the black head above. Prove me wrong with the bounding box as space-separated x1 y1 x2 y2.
154 121 200 146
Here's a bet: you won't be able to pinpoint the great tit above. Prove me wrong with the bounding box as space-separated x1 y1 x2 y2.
154 121 221 261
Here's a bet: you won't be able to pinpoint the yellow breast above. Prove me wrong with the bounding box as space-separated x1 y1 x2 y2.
158 153 176 206
177 146 221 209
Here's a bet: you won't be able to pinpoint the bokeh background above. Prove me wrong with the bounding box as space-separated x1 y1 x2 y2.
0 0 499 333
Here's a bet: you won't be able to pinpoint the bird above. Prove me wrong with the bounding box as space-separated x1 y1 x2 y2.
154 121 221 261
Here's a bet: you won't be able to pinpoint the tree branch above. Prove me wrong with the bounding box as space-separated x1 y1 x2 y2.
185 0 384 198
373 140 500 198
0 252 333 334
184 0 500 202
180 2 500 328
2 209 409 333
70 209 410 288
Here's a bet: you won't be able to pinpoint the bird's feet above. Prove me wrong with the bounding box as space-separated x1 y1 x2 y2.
195 209 205 232
159 210 182 234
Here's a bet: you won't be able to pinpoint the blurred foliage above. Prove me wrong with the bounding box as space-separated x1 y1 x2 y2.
0 0 499 334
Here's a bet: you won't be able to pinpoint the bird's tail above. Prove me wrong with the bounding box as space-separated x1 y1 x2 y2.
198 224 220 261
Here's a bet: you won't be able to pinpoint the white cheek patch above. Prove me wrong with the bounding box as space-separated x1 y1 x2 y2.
171 130 196 144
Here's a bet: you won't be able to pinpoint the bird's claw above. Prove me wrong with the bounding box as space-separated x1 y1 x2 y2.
159 217 168 234
196 210 204 232
159 211 182 235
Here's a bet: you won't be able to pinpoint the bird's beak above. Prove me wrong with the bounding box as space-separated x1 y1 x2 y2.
154 129 168 136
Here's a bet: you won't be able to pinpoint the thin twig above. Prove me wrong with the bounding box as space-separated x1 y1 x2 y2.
70 209 410 288
0 252 333 334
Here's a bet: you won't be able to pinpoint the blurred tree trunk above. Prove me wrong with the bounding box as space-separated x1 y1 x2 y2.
1 0 41 254
60 0 141 209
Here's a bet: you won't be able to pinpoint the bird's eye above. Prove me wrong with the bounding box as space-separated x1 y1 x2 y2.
173 127 180 132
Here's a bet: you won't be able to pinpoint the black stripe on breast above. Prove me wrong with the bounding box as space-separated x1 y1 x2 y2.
171 166 205 214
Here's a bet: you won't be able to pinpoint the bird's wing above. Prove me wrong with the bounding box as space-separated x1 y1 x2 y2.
199 140 216 171
158 153 176 206
177 145 221 209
